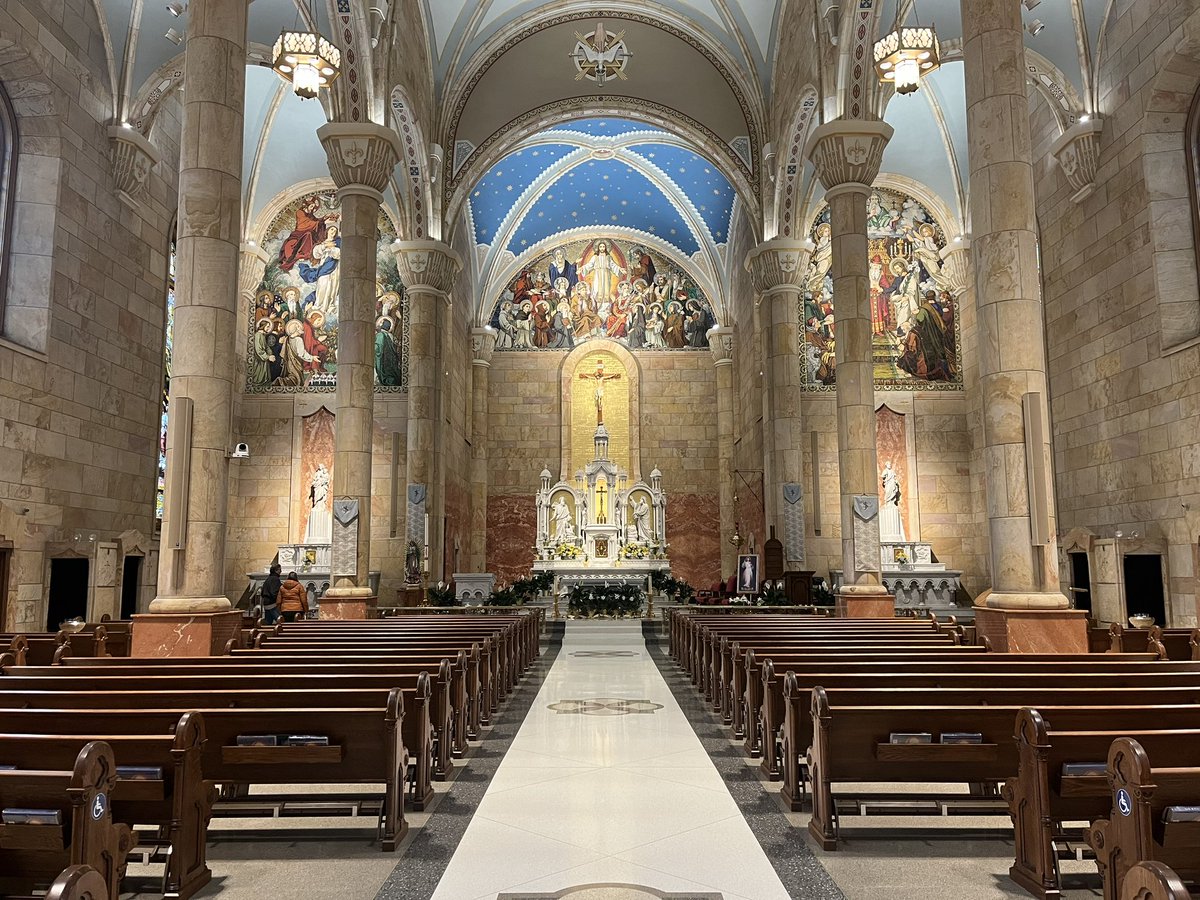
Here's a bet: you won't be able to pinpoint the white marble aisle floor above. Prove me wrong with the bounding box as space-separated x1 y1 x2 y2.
430 621 791 900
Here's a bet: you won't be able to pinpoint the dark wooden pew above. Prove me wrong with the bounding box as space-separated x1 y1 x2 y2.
46 864 112 900
1089 737 1200 900
1005 708 1200 899
803 687 1200 850
1109 624 1199 661
0 664 459 778
1119 862 1195 900
0 712 211 899
0 740 134 899
0 684 422 850
1 628 115 666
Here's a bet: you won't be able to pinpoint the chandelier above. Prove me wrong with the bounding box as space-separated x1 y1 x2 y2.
873 3 940 95
271 7 341 100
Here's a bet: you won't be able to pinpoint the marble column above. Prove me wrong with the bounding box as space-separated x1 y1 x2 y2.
961 0 1078 649
149 0 247 623
316 123 401 617
708 326 736 579
394 242 463 585
745 242 813 569
468 327 497 572
806 119 894 616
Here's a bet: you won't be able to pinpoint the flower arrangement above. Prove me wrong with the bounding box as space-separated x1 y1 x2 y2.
568 584 645 618
619 542 650 560
553 542 584 561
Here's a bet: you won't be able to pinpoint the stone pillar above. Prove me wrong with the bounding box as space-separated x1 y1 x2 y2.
806 119 895 618
468 327 497 572
394 242 463 585
316 123 401 619
745 242 812 570
708 326 736 579
138 0 247 656
960 0 1082 651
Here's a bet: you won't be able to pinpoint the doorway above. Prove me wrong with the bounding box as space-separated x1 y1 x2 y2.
1123 553 1167 626
1068 552 1091 613
46 558 89 631
121 555 142 619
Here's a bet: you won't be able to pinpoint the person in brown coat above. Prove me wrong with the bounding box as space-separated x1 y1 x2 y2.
278 572 308 622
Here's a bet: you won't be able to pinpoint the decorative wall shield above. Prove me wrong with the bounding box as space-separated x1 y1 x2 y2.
407 484 427 505
333 498 359 527
783 483 802 505
853 495 879 521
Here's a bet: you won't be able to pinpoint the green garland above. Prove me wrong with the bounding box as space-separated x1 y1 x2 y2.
568 584 645 618
486 571 555 607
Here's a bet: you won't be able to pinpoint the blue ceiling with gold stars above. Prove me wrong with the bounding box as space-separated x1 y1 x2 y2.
467 117 736 259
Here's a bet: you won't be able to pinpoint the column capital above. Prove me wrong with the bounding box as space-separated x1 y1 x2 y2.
1050 118 1103 204
238 242 270 299
317 122 402 200
805 118 893 193
393 240 463 297
107 124 160 206
472 327 497 367
938 240 973 295
744 238 815 296
707 326 734 366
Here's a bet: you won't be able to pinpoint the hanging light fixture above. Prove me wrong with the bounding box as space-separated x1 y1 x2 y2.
873 1 940 96
272 1 341 100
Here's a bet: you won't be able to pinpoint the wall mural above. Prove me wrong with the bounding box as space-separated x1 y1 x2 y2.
488 237 716 351
800 187 962 391
246 190 409 393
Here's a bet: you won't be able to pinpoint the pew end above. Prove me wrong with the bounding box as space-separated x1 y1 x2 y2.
46 865 110 900
1120 862 1195 900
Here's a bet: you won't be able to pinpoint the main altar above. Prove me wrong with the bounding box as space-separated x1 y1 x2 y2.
532 371 670 595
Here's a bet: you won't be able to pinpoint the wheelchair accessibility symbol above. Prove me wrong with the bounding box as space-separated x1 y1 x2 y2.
1117 788 1132 817
91 792 107 820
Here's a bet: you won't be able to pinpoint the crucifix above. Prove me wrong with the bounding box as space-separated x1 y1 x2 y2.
578 359 623 425
596 481 609 524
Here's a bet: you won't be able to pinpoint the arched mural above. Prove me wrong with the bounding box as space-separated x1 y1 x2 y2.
245 190 409 394
801 187 962 391
488 237 717 352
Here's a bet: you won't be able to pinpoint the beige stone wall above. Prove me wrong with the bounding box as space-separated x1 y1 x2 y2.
1035 0 1200 626
0 0 179 629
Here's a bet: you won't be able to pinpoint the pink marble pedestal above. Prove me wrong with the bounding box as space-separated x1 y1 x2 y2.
131 610 244 657
836 592 895 619
973 606 1088 653
319 595 378 620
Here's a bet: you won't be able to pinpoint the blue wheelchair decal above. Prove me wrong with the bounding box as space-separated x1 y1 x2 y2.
1116 788 1132 817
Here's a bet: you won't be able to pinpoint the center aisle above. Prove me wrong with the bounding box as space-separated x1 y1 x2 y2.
430 621 791 900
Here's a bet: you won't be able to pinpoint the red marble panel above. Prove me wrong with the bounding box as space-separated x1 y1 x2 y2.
668 493 722 589
487 494 537 588
876 405 912 538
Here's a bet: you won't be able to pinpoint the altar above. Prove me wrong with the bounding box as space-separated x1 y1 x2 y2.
532 371 670 592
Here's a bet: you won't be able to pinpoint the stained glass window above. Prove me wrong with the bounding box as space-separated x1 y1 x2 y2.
157 238 176 521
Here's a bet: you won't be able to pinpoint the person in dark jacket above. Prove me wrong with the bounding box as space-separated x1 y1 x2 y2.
261 564 282 625
279 572 308 622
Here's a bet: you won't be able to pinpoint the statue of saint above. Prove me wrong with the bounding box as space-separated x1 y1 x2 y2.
880 461 906 542
632 496 652 543
304 464 332 544
551 497 575 542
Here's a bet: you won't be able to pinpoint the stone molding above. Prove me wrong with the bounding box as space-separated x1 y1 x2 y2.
393 240 464 297
107 124 160 205
317 122 403 196
471 326 497 367
805 119 893 192
707 326 734 366
938 241 973 295
1050 118 1103 203
744 239 815 296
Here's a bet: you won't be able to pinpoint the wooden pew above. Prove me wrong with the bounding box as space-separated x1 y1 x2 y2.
46 864 112 900
1108 624 1199 661
1089 737 1200 900
0 712 211 899
2 630 113 666
0 740 134 899
1005 708 1200 899
1119 862 1195 900
803 687 1200 851
0 684 421 850
0 663 459 780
